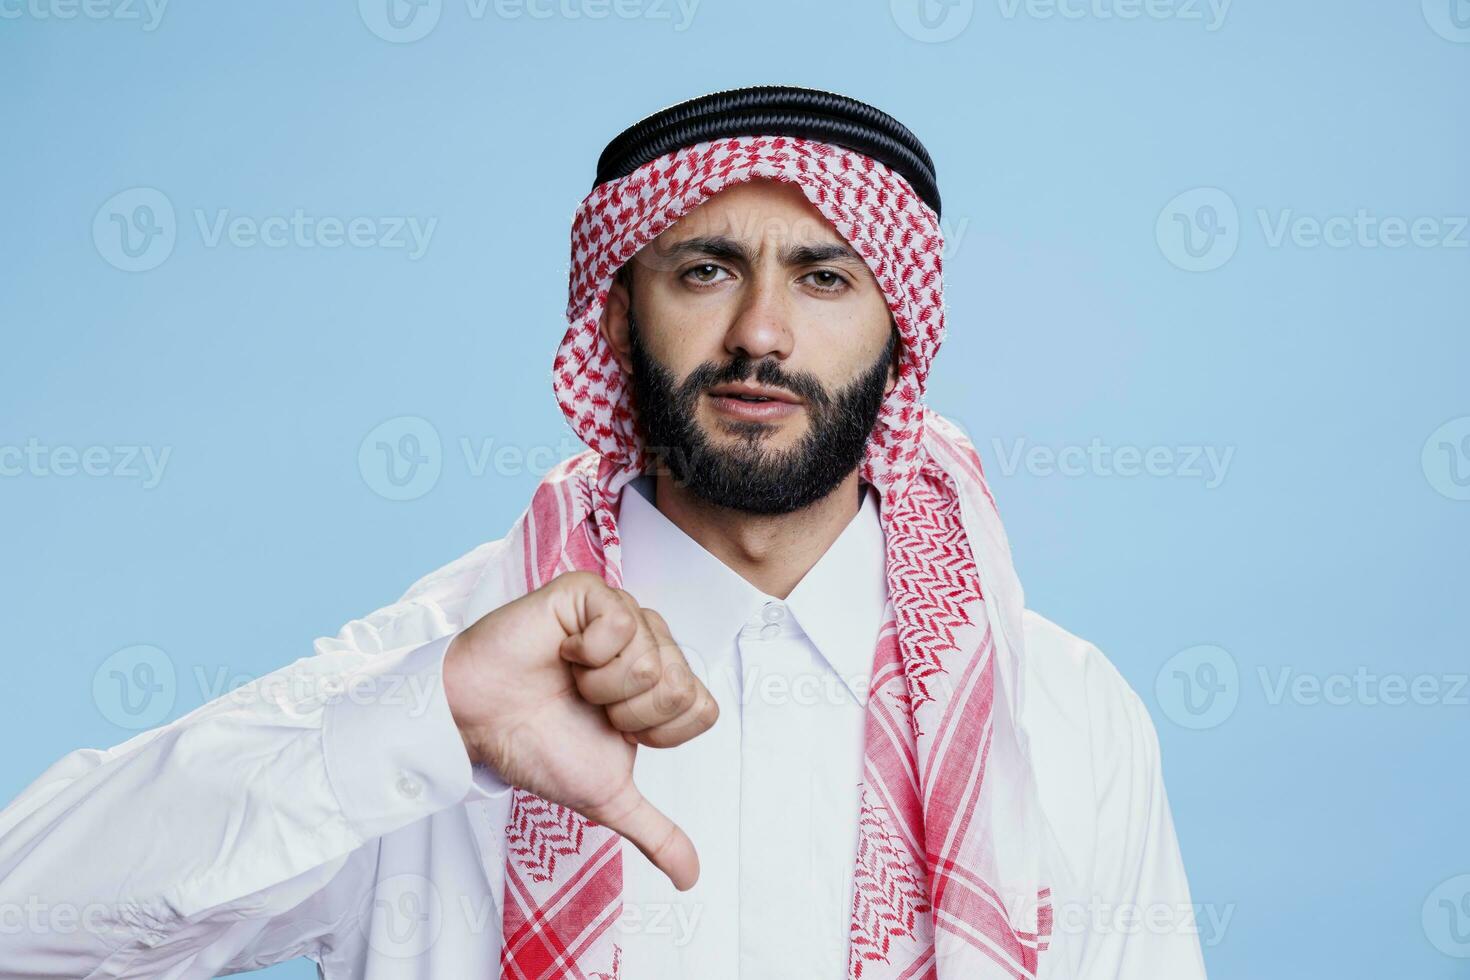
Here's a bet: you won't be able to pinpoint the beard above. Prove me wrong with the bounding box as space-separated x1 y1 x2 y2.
626 310 896 516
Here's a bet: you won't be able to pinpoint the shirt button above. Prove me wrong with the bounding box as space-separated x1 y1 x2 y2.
396 774 423 800
761 602 786 623
759 623 781 641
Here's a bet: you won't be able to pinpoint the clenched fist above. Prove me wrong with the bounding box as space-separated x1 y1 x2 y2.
442 570 718 891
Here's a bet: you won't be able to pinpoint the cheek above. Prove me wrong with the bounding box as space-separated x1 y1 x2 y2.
634 316 717 392
652 332 714 384
814 312 892 383
638 303 726 366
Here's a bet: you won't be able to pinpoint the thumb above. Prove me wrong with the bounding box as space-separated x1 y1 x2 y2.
594 780 700 892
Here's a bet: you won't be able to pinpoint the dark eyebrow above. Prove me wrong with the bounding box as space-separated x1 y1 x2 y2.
783 241 866 267
657 235 866 269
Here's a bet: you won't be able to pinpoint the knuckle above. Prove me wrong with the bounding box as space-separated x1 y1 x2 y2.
697 696 720 728
629 656 661 688
670 662 697 690
602 608 637 640
649 681 688 715
667 677 697 712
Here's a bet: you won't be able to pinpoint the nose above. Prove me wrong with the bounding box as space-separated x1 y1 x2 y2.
722 277 793 363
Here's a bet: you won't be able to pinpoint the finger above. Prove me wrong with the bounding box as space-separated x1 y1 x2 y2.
639 607 675 644
595 782 700 892
630 689 720 749
604 659 700 732
556 583 639 669
604 609 705 731
571 643 663 705
570 604 676 704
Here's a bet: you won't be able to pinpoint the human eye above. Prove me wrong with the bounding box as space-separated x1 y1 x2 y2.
802 269 850 293
681 262 733 288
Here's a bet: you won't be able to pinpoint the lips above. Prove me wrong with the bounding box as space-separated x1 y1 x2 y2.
705 382 801 405
705 382 804 423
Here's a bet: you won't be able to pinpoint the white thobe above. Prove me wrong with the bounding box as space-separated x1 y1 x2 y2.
0 478 1208 979
614 475 886 978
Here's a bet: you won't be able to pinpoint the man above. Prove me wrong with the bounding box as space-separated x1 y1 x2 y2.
0 86 1207 979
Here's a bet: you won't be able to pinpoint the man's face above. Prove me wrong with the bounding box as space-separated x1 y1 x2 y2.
600 179 900 515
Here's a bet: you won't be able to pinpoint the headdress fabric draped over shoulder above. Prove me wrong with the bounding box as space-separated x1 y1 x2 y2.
496 85 1059 980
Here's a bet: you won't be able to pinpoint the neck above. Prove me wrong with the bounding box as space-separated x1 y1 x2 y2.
651 469 865 599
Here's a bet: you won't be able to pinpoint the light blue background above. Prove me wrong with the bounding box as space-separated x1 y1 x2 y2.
2 2 1466 977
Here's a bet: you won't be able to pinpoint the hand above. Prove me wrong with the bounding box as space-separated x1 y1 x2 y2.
443 570 718 891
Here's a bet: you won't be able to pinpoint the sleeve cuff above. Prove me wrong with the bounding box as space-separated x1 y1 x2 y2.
322 632 506 842
468 761 512 800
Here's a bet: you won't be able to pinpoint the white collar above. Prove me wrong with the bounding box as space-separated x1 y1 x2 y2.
617 476 889 702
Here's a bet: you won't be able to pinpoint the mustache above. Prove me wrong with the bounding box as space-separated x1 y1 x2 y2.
679 355 833 409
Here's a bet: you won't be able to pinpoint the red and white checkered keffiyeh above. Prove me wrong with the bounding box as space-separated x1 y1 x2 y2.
495 134 1055 979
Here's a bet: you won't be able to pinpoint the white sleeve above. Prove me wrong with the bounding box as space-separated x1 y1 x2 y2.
1078 656 1210 980
0 629 511 979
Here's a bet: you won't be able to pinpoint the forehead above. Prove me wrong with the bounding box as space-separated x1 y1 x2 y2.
651 177 849 247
